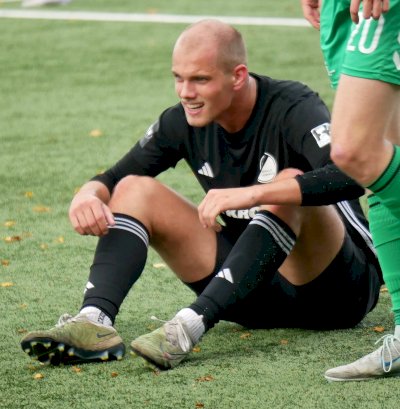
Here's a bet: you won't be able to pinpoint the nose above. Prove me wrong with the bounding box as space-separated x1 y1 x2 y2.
177 80 196 99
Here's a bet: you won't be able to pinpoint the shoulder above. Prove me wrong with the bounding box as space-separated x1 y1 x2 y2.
253 73 319 103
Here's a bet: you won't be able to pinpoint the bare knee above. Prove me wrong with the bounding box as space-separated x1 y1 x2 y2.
111 175 158 203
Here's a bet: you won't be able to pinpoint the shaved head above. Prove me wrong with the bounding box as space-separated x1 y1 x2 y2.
173 19 247 72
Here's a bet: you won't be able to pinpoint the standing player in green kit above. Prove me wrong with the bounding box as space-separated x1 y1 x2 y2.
301 0 400 381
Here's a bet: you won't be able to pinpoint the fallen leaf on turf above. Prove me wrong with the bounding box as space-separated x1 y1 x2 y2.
17 328 28 334
1 259 10 266
195 403 205 408
240 332 252 339
33 206 51 213
55 236 65 244
33 373 44 380
280 339 289 345
89 129 102 137
4 236 22 243
1 282 14 287
380 286 388 293
72 366 82 373
19 303 28 309
192 346 201 353
196 375 214 382
373 326 385 333
24 191 34 198
4 220 16 228
111 371 118 378
153 263 166 268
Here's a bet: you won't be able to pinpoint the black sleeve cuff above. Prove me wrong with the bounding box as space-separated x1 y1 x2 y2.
295 164 365 206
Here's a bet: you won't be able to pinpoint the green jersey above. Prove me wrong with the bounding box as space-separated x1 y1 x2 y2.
320 0 400 88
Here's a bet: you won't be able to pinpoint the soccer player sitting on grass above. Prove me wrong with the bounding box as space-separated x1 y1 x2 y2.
21 19 382 370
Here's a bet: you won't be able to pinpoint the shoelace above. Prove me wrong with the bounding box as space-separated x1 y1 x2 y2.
376 334 400 373
151 316 192 352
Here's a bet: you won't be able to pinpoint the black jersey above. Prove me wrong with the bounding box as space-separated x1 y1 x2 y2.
92 74 376 258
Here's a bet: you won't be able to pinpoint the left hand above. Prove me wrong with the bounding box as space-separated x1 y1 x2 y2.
198 187 259 230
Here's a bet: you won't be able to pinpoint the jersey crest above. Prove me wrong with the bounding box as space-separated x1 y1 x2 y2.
258 153 277 183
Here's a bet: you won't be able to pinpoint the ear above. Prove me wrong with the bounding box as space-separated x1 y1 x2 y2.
232 64 248 90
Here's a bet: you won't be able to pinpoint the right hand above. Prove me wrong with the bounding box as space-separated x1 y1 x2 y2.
301 0 321 29
69 192 115 236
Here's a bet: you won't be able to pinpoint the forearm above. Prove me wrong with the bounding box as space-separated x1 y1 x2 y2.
74 180 111 204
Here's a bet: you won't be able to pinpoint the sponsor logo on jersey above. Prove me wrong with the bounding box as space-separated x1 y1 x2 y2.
257 153 277 183
139 121 159 147
198 162 214 178
224 206 260 220
311 122 331 148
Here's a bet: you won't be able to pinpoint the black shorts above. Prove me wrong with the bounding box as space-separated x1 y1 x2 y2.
186 226 381 330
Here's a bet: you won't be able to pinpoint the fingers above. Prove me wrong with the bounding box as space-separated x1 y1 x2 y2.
350 0 362 23
351 0 389 23
301 0 321 29
69 198 114 236
198 195 222 230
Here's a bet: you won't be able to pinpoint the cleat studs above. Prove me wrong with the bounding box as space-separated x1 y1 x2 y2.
43 342 51 348
24 348 31 353
30 342 38 347
57 344 65 352
68 348 75 357
100 352 109 361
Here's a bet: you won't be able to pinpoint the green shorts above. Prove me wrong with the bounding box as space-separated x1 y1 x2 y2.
320 0 400 88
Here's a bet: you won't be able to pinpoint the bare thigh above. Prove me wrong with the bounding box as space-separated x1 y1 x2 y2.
108 175 217 283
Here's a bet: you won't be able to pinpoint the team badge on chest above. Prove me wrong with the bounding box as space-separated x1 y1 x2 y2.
258 153 277 183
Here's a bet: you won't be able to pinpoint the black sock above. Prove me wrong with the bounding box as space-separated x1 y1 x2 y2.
189 210 296 330
81 213 149 323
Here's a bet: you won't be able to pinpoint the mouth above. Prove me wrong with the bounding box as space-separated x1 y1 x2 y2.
182 102 204 115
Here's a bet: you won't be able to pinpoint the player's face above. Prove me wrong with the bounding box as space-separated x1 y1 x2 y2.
172 47 236 128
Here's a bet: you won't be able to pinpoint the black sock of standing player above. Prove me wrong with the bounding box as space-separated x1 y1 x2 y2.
189 210 296 332
81 213 149 324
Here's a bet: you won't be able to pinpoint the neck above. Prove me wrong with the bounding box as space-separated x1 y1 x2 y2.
219 75 257 133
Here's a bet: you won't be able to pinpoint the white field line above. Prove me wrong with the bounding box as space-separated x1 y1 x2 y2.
0 9 310 27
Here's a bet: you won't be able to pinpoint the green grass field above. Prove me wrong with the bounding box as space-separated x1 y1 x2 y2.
0 1 397 408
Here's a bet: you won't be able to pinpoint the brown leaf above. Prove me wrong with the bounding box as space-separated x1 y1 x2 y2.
4 236 22 243
33 206 51 213
17 328 28 334
33 373 44 380
24 191 34 198
55 236 65 244
192 346 201 353
4 220 16 228
111 371 118 378
196 375 214 382
195 403 205 408
152 263 166 269
373 326 385 333
72 366 82 373
280 339 289 345
240 332 252 339
89 129 102 137
1 259 10 266
0 282 14 288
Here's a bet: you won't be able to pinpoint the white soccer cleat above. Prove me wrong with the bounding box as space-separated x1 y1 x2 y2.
325 334 400 381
